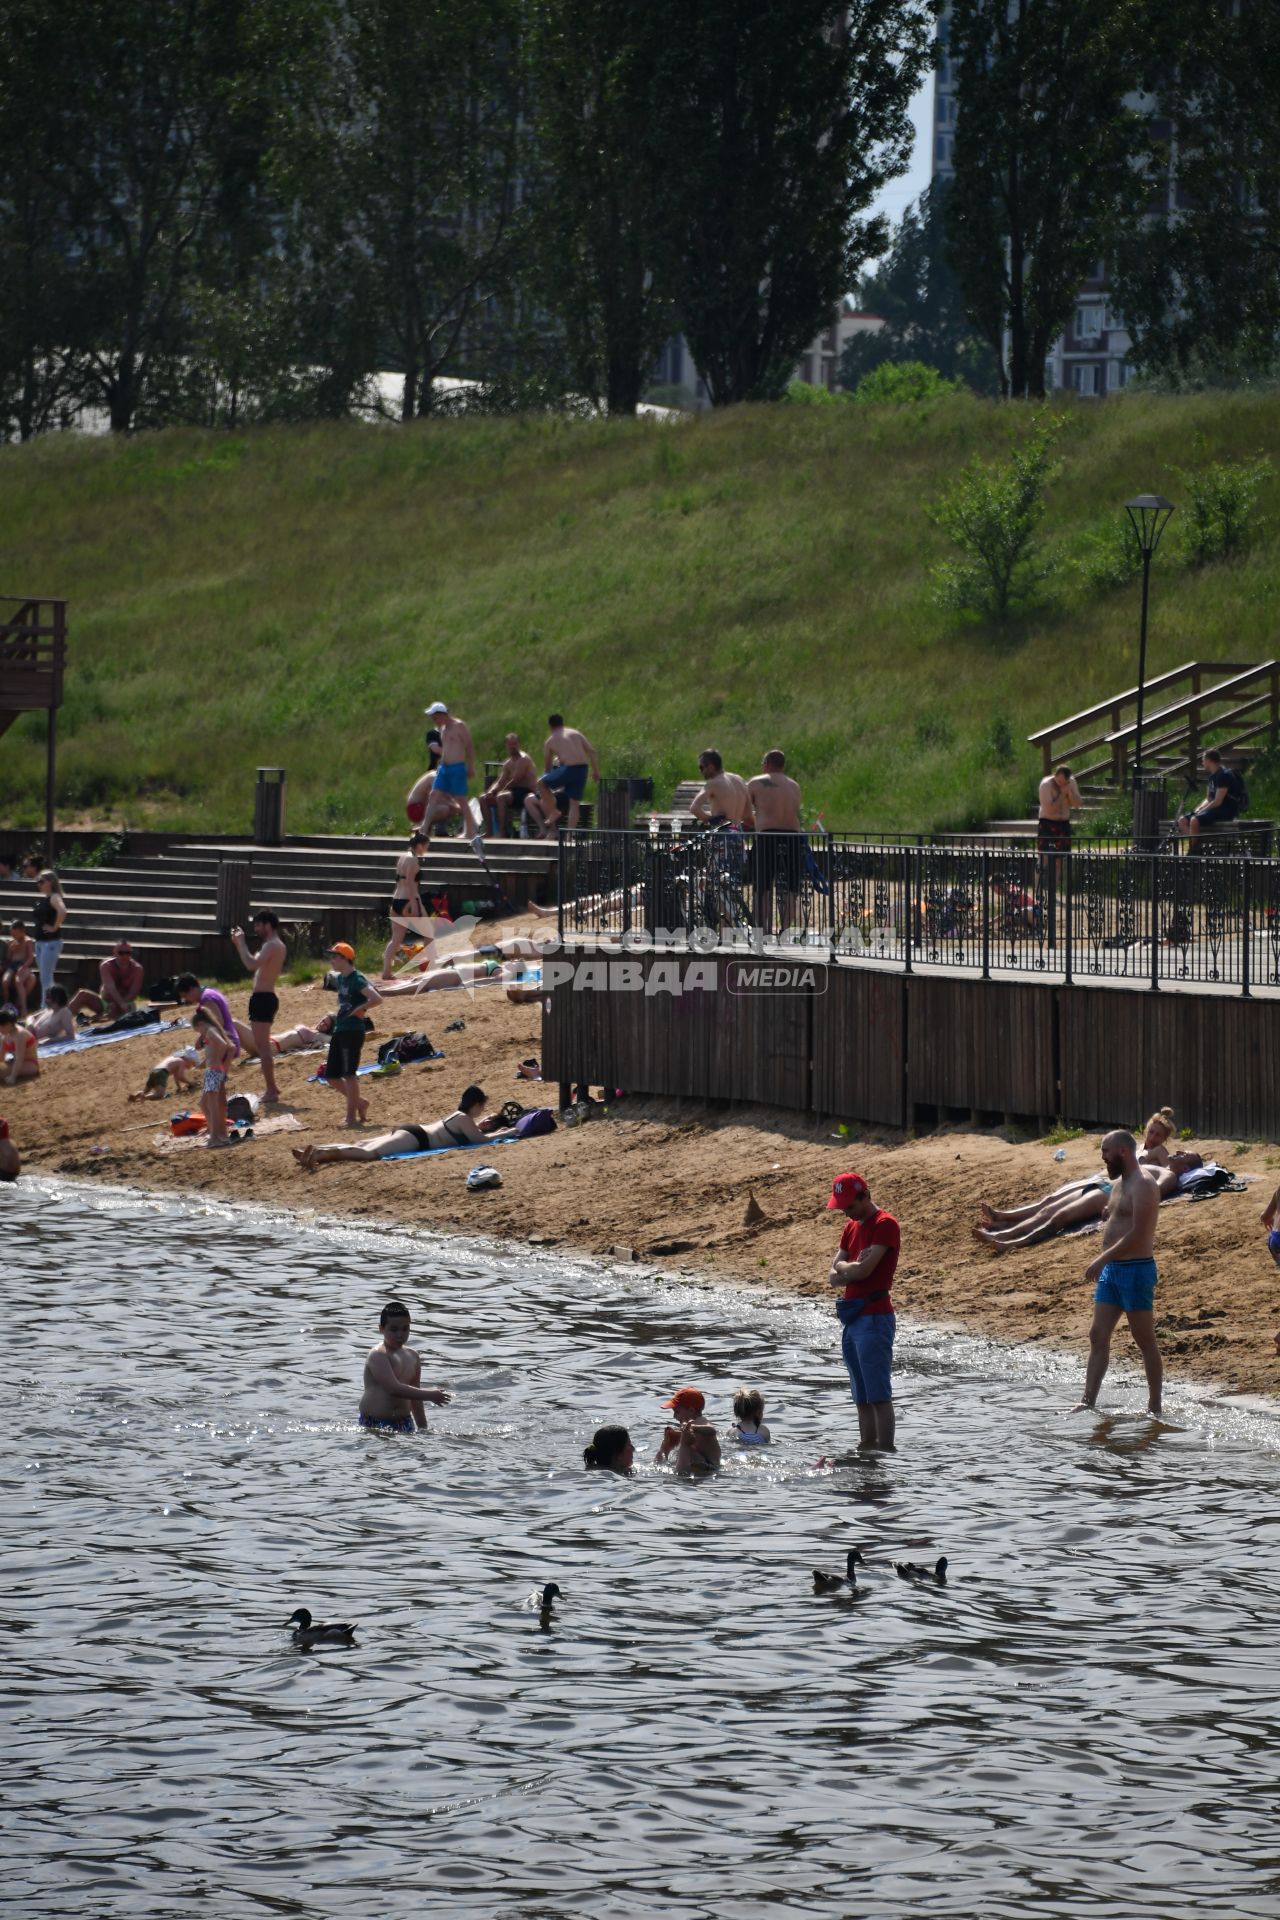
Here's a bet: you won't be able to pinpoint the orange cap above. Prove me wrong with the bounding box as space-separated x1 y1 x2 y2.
661 1387 705 1413
327 941 356 962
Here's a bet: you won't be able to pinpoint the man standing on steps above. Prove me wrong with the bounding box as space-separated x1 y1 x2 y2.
231 912 287 1103
1037 764 1082 854
531 713 600 835
421 701 476 836
826 1171 899 1452
1075 1129 1163 1416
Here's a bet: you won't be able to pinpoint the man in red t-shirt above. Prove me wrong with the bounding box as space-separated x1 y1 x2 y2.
826 1171 900 1451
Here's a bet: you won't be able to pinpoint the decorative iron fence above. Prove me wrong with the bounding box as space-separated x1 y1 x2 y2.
556 827 1280 997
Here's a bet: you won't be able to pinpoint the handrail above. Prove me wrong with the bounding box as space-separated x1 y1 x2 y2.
1027 661 1259 746
1105 662 1278 745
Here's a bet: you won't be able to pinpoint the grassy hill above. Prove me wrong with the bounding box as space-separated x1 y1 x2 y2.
2 391 1279 839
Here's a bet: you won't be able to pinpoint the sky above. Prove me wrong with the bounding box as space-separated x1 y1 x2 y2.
867 73 935 252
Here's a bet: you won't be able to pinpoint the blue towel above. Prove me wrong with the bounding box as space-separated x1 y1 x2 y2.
39 1019 176 1058
307 1049 444 1084
384 1136 513 1162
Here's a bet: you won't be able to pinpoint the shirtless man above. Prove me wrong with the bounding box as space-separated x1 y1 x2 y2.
67 938 145 1021
421 701 476 835
383 831 429 976
746 749 807 932
359 1300 453 1433
480 733 540 838
689 749 754 828
1076 1130 1163 1415
531 713 600 835
231 911 287 1103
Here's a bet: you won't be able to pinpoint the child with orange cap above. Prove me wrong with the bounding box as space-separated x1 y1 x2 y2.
655 1387 721 1473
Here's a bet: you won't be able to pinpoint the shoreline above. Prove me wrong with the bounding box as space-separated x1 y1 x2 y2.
8 925 1280 1408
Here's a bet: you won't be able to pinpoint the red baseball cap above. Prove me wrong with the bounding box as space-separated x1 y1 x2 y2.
827 1172 869 1210
661 1387 705 1413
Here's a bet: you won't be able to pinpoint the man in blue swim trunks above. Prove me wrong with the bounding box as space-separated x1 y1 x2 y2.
421 701 476 835
532 712 599 836
359 1300 453 1433
1077 1130 1164 1415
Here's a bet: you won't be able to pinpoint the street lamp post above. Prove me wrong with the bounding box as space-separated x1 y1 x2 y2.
1124 493 1175 835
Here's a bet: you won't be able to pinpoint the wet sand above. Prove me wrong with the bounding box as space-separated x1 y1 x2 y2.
6 919 1279 1403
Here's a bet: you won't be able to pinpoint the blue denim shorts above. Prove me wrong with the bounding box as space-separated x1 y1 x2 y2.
841 1311 895 1405
1268 1229 1280 1269
1095 1257 1157 1313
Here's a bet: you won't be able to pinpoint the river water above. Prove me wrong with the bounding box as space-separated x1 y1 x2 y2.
3 1180 1278 1919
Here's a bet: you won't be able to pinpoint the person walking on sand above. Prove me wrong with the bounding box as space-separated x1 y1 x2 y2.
383 832 430 977
530 714 600 836
324 941 381 1127
192 1005 234 1146
420 701 476 835
746 751 806 933
232 912 287 1103
826 1171 899 1452
1074 1130 1163 1416
359 1300 453 1433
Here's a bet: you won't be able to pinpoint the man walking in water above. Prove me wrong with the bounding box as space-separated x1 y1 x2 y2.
826 1171 899 1452
746 749 806 933
421 701 476 835
232 911 287 1103
1076 1129 1163 1415
531 713 599 835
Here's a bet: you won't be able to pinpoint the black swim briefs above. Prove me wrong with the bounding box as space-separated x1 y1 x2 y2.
398 1123 432 1151
1037 818 1071 851
248 990 280 1023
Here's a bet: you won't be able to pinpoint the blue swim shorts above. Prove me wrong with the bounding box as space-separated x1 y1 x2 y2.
841 1311 895 1405
1268 1228 1280 1269
541 761 588 801
358 1411 414 1434
434 760 468 797
1094 1257 1158 1313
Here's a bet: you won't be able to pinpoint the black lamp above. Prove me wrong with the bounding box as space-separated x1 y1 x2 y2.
1124 494 1175 796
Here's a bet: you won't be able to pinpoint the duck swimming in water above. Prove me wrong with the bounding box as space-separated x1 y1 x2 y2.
287 1607 357 1647
812 1548 865 1594
894 1556 948 1585
526 1582 563 1624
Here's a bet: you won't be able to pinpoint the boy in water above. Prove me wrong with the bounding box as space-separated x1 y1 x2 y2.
654 1386 721 1473
359 1300 453 1433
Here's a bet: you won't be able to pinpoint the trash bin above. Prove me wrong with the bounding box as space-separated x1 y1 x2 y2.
254 767 286 845
216 859 252 931
596 778 632 831
1131 773 1168 851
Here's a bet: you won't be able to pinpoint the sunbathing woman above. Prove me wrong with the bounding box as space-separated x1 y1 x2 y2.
292 1084 519 1170
976 1109 1181 1235
975 1143 1201 1250
376 938 540 998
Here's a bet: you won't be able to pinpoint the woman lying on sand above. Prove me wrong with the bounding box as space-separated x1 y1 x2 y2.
974 1117 1202 1251
376 937 541 998
292 1084 520 1170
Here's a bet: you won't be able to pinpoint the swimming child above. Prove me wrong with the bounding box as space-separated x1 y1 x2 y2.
192 1006 233 1145
654 1387 721 1474
732 1388 771 1446
359 1300 453 1432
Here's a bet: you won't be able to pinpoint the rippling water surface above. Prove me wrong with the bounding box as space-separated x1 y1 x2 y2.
3 1180 1279 1919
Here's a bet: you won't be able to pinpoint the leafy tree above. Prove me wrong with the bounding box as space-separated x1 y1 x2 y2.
840 183 997 394
669 0 933 406
1172 450 1272 569
1113 0 1280 379
928 415 1064 622
525 0 681 415
851 360 964 405
947 0 1150 399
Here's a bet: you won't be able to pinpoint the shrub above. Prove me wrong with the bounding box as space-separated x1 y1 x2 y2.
853 360 964 406
1172 449 1272 567
783 379 848 407
928 416 1065 623
1075 516 1144 593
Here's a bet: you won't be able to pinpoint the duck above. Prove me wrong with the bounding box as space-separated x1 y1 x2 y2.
526 1581 563 1625
286 1607 358 1647
812 1548 865 1594
893 1556 948 1585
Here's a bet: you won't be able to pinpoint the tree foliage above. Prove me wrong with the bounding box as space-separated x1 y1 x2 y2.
947 0 1150 399
841 183 997 394
928 416 1064 623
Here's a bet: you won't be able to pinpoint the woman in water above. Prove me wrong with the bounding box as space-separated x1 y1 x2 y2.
583 1427 634 1474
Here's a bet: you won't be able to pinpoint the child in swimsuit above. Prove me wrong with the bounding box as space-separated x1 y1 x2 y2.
192 1007 233 1145
732 1387 771 1445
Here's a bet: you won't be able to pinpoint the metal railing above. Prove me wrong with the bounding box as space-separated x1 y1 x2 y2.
556 827 1280 997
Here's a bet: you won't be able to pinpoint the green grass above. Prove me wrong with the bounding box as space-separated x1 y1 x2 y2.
3 392 1280 836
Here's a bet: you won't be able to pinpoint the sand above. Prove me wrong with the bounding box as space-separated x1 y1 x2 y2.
6 917 1279 1406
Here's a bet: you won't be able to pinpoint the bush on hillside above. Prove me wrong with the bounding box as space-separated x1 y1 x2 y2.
1074 515 1144 592
853 360 964 406
928 416 1065 624
783 380 848 406
1172 448 1272 567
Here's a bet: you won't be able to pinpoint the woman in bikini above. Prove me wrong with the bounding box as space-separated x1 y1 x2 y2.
974 1109 1185 1249
292 1085 519 1170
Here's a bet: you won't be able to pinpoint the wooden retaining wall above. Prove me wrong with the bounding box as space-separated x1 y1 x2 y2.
542 948 1280 1139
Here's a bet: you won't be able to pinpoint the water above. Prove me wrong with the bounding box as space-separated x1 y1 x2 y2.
3 1180 1279 1919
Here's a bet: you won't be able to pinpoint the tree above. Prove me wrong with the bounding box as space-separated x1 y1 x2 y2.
1112 0 1280 380
525 0 682 415
670 0 933 406
947 0 1150 399
839 181 997 393
929 415 1064 623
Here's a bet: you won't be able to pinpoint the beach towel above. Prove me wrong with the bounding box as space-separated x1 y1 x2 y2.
307 1049 443 1084
151 1112 304 1153
40 1018 183 1059
384 1136 515 1162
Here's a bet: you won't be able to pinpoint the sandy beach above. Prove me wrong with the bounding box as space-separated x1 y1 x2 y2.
7 915 1279 1405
